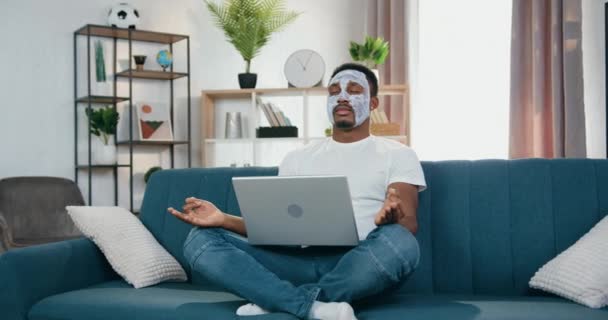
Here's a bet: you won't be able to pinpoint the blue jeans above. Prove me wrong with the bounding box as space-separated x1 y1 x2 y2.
182 224 420 319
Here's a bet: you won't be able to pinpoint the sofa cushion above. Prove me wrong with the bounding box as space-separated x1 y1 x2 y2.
530 215 608 308
66 206 188 288
354 294 608 320
28 280 608 320
28 280 248 320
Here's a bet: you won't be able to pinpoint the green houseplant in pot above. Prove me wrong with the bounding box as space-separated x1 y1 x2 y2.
349 36 390 81
85 106 119 164
205 0 300 88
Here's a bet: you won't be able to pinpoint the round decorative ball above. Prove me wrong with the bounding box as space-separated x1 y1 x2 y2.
107 3 140 29
156 50 173 71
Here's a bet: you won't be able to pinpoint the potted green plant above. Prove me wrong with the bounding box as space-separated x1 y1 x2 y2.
349 36 390 80
85 106 119 164
205 0 300 88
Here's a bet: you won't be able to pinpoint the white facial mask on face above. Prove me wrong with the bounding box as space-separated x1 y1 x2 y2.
326 70 371 128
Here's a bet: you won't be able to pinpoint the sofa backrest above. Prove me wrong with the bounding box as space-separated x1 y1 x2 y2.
0 177 84 242
140 159 608 296
139 167 277 275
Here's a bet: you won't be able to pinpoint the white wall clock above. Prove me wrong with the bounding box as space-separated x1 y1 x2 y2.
284 49 325 88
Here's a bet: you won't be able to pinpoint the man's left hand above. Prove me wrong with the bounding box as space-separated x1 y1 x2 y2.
374 188 403 226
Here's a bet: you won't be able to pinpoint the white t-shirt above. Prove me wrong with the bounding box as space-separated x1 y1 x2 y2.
279 135 426 240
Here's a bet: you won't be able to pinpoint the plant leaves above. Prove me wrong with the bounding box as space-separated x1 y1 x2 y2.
349 36 389 67
86 106 119 137
372 37 384 51
373 42 389 65
205 0 300 70
349 42 361 61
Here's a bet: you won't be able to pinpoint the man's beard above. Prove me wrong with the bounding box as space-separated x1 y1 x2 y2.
335 119 354 129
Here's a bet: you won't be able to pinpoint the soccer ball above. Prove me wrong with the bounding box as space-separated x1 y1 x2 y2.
107 3 140 29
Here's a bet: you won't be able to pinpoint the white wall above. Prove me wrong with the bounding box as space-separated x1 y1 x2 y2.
0 0 364 208
582 0 608 158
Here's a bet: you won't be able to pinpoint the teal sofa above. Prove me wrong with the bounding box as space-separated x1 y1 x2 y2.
1 159 608 320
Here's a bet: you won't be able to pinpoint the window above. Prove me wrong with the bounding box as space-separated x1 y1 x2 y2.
412 0 512 160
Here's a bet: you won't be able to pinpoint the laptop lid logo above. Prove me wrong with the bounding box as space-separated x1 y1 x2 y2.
287 204 303 218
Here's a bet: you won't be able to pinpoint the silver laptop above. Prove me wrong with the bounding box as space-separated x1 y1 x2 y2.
232 175 359 246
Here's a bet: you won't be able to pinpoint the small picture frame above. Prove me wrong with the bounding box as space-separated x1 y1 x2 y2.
136 102 174 141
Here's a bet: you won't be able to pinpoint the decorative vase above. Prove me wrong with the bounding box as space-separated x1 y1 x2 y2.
92 137 117 164
238 73 257 89
225 112 243 138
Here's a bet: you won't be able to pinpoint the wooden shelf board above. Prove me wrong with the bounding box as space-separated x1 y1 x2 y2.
76 164 131 169
377 84 410 95
75 24 188 44
204 136 407 144
205 137 304 143
116 140 189 146
201 84 407 99
116 69 188 80
76 95 130 104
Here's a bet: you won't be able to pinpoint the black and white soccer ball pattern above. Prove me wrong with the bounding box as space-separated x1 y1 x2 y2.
107 3 140 29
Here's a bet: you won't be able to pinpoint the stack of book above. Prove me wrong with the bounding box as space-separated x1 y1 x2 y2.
370 109 390 124
256 98 298 138
370 109 400 136
258 99 292 127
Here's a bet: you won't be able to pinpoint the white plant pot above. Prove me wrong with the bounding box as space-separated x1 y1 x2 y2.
372 69 380 82
92 137 117 164
93 80 113 96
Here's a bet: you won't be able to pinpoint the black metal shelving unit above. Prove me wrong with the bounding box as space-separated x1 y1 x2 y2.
73 24 192 212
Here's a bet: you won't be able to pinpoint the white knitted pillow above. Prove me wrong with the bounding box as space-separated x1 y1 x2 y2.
529 215 608 308
66 206 187 288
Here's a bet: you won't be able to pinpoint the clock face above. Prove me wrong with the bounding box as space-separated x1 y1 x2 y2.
284 49 325 88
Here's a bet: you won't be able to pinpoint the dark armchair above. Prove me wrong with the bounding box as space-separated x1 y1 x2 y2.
0 177 84 253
